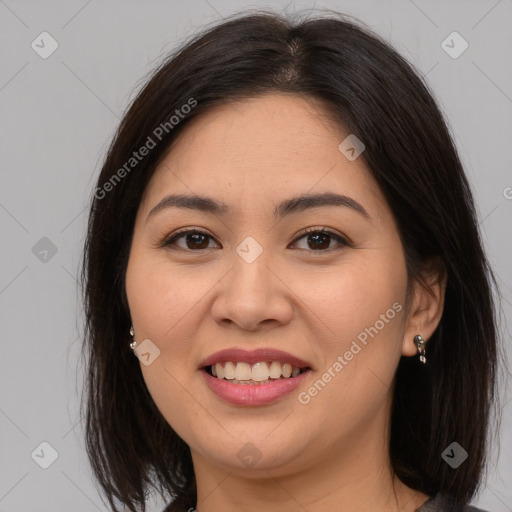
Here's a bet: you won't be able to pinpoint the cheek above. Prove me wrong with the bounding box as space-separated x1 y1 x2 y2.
292 255 407 413
292 265 406 437
126 253 209 345
292 255 407 348
125 254 210 439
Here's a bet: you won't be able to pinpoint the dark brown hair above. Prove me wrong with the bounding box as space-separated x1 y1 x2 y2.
80 9 502 512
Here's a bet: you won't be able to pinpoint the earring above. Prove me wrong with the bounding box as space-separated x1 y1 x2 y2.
414 334 426 364
129 326 137 351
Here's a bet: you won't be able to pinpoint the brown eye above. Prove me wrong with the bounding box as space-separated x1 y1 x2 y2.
291 228 349 252
163 230 220 251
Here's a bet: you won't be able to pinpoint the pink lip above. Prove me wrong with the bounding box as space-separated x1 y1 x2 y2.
201 367 311 406
198 348 312 370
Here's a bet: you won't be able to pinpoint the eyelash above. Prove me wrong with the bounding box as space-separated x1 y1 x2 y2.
160 226 350 254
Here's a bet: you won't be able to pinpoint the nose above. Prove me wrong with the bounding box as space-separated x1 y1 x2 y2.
210 249 294 332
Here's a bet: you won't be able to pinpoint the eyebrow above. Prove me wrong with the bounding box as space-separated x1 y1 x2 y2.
146 192 370 223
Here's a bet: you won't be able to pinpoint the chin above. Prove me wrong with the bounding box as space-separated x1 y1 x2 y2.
190 431 311 476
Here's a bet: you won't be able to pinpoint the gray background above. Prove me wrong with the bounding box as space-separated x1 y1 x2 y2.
0 0 511 510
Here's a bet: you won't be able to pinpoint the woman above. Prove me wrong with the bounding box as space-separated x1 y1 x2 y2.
80 9 501 512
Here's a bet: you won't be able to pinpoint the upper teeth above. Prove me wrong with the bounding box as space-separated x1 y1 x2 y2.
211 361 302 381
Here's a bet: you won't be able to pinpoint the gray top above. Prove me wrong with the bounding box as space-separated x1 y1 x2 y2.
415 493 489 512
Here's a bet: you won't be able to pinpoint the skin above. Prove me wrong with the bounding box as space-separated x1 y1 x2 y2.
125 93 447 512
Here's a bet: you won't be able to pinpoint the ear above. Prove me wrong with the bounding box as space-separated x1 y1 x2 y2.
402 257 447 357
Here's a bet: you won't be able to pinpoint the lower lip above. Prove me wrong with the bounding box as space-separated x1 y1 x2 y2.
201 368 311 406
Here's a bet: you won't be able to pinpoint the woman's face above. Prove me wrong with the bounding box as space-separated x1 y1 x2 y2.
125 93 422 477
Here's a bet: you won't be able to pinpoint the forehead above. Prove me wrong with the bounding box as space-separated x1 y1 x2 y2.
140 93 383 217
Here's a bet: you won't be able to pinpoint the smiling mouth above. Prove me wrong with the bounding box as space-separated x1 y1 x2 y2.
205 361 310 385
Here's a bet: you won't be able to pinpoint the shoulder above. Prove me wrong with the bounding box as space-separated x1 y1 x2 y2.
417 493 491 512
